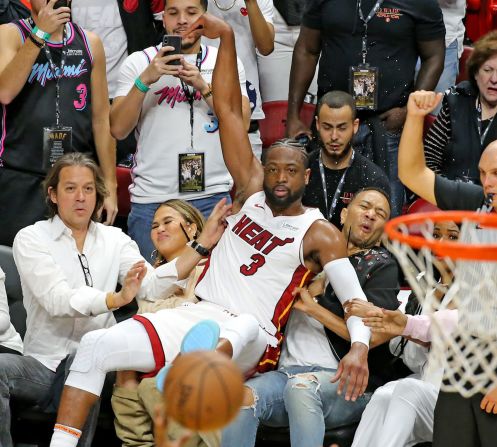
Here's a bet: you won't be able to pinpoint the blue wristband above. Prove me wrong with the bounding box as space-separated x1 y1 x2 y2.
134 77 150 93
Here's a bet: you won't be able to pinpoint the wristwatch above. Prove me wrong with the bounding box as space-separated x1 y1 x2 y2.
32 26 51 41
189 240 210 257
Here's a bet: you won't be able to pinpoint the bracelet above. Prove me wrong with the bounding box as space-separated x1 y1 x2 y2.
202 83 213 99
32 25 51 41
106 292 119 310
134 77 150 93
189 240 210 257
28 33 45 49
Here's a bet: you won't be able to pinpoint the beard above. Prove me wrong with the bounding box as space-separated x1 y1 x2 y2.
346 227 380 251
322 140 353 165
181 34 201 52
263 182 306 210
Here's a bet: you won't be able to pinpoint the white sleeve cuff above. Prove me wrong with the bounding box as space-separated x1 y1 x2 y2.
138 258 183 302
347 316 371 348
154 257 179 281
71 288 109 316
324 258 370 347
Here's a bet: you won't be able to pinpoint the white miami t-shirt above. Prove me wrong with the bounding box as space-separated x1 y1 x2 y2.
115 44 248 203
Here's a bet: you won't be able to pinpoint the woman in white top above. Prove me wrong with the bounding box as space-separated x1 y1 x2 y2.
0 266 23 355
112 199 219 447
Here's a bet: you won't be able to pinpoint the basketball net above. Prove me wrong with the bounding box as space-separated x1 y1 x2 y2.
386 206 497 397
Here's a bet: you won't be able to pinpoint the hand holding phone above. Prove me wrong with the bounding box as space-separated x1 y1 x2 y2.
37 0 71 35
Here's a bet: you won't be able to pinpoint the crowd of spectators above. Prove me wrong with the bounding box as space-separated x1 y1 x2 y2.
1 1 497 447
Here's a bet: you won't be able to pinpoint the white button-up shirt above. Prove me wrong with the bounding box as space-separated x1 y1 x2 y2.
13 216 180 371
0 267 23 354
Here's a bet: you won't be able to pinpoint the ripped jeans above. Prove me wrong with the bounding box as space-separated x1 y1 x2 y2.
221 365 370 447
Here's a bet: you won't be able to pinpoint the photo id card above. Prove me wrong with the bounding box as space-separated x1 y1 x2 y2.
43 126 73 170
350 65 379 111
179 152 205 193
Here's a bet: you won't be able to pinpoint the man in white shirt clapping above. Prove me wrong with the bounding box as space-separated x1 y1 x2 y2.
0 152 184 447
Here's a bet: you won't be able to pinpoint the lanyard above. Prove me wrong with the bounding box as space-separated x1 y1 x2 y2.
318 149 355 221
476 97 495 146
180 47 203 149
357 0 384 64
30 19 68 127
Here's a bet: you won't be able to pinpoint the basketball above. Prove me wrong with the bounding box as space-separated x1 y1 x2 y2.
164 350 245 431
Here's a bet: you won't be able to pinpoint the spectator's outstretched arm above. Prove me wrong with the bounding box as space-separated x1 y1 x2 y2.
286 26 321 138
87 31 117 225
293 288 392 349
0 0 71 104
245 0 275 55
186 14 263 205
398 91 442 205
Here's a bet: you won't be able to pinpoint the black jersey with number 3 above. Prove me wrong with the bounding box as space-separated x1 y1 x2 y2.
0 20 96 174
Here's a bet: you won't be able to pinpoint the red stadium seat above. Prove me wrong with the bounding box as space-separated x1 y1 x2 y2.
116 166 132 217
406 198 440 215
456 46 474 84
467 0 481 10
404 198 441 235
465 0 496 43
259 101 316 148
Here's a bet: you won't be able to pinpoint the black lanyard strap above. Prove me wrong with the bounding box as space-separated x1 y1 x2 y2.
180 47 203 149
476 97 495 146
318 149 355 221
30 19 68 127
357 0 384 64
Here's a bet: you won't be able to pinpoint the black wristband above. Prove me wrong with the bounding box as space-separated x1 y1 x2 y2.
190 240 210 257
28 33 45 49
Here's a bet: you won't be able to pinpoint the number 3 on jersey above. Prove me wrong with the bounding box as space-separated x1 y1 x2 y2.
74 83 88 110
240 253 266 276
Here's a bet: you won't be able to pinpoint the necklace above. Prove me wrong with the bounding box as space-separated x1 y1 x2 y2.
212 0 237 11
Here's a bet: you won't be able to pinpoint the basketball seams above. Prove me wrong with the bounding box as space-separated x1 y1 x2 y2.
196 362 211 430
208 360 238 417
166 354 209 426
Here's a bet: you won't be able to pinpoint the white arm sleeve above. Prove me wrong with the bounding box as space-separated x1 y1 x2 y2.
323 258 371 348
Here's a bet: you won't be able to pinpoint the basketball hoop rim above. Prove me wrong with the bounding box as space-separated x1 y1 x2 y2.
385 210 497 261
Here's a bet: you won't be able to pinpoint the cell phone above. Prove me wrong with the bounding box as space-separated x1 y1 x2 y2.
54 0 69 9
162 35 182 66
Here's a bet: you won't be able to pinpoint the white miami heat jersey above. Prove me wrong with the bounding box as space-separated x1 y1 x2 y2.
195 191 325 345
